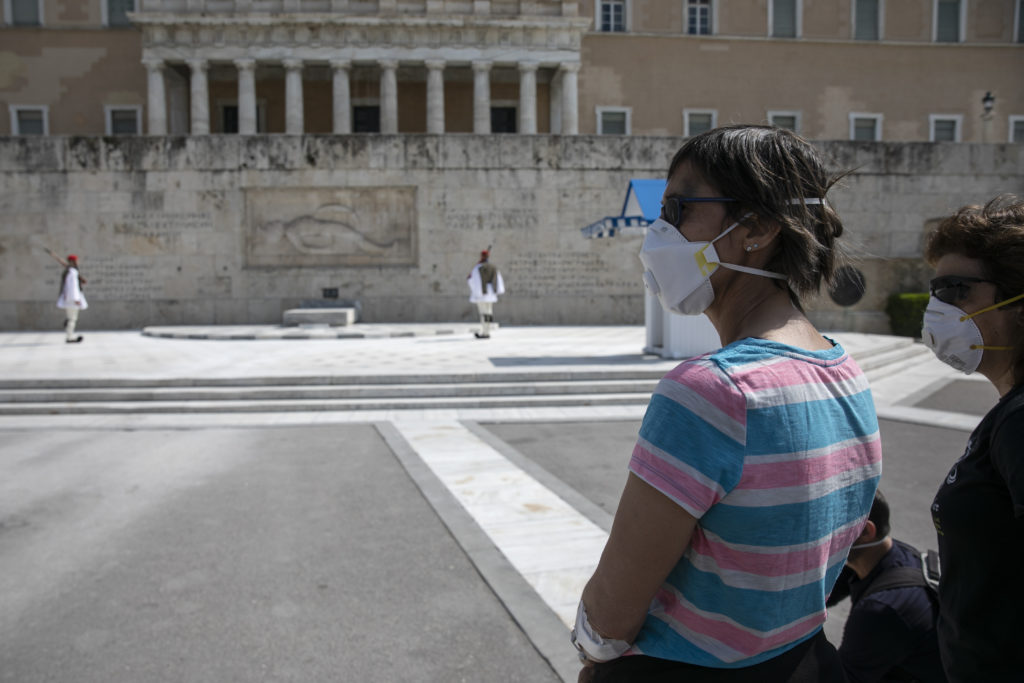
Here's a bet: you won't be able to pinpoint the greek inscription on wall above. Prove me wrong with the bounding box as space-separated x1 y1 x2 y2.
444 209 539 232
110 212 215 234
507 252 640 296
246 187 417 267
77 258 157 300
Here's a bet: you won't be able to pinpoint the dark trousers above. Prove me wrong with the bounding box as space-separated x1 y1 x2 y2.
591 631 846 683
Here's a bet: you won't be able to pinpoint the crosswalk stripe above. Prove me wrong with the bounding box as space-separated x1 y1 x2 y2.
392 418 608 627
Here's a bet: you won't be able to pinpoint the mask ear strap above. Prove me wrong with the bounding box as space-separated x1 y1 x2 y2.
720 263 787 280
960 291 1024 322
710 212 755 245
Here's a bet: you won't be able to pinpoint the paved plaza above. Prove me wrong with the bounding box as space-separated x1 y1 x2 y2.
0 325 1000 682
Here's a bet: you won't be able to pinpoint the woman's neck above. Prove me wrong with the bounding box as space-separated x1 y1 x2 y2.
707 282 828 350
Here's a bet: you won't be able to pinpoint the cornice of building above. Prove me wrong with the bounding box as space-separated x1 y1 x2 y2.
131 12 590 62
128 11 592 30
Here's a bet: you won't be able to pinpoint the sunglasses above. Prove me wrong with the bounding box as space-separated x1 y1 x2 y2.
929 275 996 305
660 196 736 228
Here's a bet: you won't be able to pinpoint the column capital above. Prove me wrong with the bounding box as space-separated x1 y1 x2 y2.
329 59 351 71
142 57 164 70
472 60 493 72
424 59 446 71
379 59 399 70
282 58 304 71
518 60 539 73
560 61 581 73
234 58 256 71
186 58 209 72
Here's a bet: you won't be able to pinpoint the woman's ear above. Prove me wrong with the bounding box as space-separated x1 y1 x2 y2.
855 520 878 545
740 216 782 254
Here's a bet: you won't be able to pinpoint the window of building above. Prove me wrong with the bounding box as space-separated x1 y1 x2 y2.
849 113 882 141
1016 0 1024 42
684 109 717 137
598 0 626 32
767 111 801 133
222 106 239 133
491 106 517 133
934 0 963 43
929 115 962 142
105 106 141 135
9 0 42 25
219 102 267 133
352 105 380 133
1010 116 1024 143
105 0 134 26
770 0 798 38
853 0 881 40
597 107 630 135
687 0 712 35
9 105 47 135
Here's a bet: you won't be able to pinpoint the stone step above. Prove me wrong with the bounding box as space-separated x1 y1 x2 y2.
856 339 934 375
0 369 667 390
0 379 659 404
0 392 652 415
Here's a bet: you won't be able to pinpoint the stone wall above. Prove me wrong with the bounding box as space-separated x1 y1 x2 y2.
1 135 1020 332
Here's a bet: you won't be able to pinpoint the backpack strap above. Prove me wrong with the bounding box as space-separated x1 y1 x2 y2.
860 567 928 600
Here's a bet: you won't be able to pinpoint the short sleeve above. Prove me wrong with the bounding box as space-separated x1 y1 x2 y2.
990 406 1024 519
628 358 747 519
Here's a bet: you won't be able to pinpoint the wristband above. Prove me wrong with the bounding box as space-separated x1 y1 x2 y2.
570 600 631 663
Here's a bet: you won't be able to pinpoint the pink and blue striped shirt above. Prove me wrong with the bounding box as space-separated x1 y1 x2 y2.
628 337 881 668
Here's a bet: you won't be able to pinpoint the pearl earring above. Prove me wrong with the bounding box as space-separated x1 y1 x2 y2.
746 243 758 252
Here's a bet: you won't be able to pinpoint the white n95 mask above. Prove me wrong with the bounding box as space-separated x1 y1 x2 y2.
921 294 1023 374
638 216 786 316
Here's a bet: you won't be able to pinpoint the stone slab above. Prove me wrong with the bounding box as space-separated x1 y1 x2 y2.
282 307 356 326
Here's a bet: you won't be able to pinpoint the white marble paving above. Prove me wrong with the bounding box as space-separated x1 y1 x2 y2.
391 418 608 628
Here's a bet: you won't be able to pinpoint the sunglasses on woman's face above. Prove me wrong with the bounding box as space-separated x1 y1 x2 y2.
929 275 996 305
660 196 736 228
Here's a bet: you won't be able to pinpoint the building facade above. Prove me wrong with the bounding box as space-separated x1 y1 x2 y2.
1 0 1022 332
3 0 1023 141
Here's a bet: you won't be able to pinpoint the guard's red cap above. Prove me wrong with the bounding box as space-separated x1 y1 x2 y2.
480 250 489 257
67 254 78 262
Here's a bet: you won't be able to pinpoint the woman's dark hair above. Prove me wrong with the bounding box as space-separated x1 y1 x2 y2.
925 194 1024 386
668 125 849 306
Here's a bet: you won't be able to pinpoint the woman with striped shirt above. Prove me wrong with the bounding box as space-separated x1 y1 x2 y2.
573 125 881 682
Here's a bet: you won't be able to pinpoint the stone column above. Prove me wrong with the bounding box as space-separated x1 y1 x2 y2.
143 58 167 135
234 58 257 135
517 61 538 135
379 59 399 134
331 60 351 134
425 59 446 134
187 58 210 135
550 71 563 134
560 62 579 135
472 60 492 134
283 58 304 134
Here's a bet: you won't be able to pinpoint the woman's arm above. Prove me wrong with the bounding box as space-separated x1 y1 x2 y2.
580 472 698 644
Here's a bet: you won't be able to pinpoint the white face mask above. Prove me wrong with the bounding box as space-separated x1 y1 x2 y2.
921 293 1022 374
849 536 889 551
638 215 786 316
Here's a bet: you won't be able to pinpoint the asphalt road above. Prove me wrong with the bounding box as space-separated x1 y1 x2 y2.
0 425 561 683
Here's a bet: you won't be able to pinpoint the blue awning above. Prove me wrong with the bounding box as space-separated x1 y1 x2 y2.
580 178 667 238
